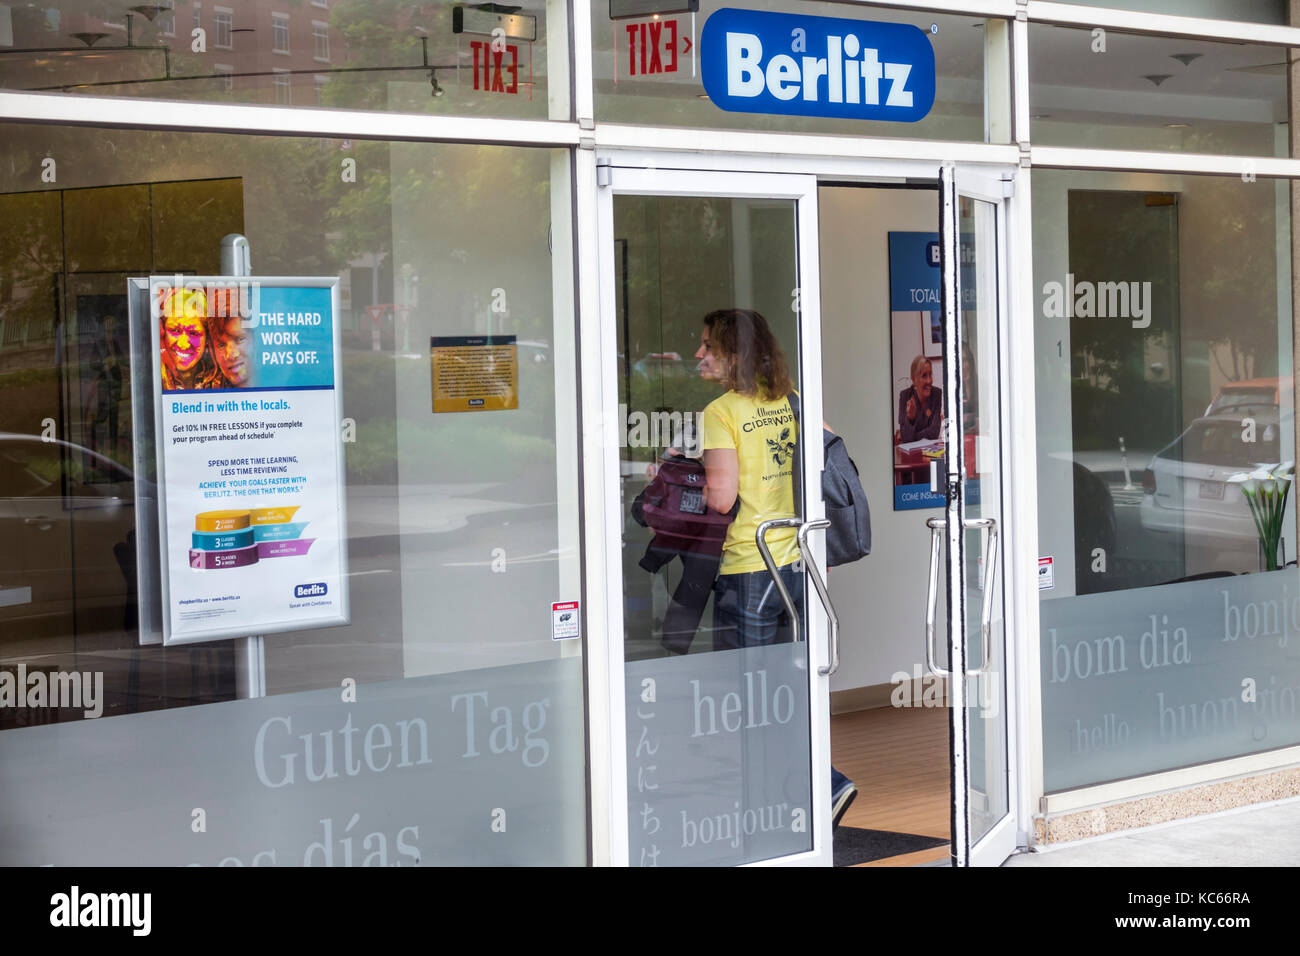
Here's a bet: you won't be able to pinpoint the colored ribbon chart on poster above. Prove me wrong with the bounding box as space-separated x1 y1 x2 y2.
150 277 349 644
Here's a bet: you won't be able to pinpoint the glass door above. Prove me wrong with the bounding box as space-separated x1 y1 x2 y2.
933 164 1016 867
595 160 833 866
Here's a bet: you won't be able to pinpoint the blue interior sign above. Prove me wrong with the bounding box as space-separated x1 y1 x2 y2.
701 8 935 122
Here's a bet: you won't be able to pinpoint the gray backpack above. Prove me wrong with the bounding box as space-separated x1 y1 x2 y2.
788 393 872 567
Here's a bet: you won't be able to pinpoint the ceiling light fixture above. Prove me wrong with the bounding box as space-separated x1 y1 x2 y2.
609 0 699 21
453 4 537 42
1143 74 1173 87
1169 52 1202 67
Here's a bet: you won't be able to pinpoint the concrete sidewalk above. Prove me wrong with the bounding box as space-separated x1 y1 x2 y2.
1003 798 1300 866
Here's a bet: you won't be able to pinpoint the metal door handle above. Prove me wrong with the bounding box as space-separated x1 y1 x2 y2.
797 519 840 676
924 517 948 676
923 516 999 676
756 517 803 644
967 517 999 676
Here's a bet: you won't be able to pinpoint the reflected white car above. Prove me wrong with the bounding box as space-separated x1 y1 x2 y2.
1139 413 1291 545
0 432 137 650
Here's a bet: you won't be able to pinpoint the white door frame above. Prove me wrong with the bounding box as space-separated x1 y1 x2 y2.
581 148 1032 867
592 156 831 866
944 163 1022 867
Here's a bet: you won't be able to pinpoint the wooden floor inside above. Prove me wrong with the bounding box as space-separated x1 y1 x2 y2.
831 705 951 866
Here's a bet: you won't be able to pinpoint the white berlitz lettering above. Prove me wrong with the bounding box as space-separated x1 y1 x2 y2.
726 32 765 96
766 53 800 100
883 62 913 107
861 46 882 104
723 30 912 107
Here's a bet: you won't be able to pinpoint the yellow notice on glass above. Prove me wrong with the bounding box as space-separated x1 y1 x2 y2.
430 335 519 413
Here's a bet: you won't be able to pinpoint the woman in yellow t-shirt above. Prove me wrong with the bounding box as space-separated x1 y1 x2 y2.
695 307 857 826
696 308 801 649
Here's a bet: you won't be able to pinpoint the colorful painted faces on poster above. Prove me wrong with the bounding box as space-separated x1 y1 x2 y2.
161 296 207 379
211 315 250 386
158 287 251 391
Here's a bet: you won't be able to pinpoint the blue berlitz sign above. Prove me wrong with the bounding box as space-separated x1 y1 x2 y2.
888 232 941 312
701 8 935 122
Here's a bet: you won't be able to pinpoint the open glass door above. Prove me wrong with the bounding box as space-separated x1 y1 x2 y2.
934 164 1016 867
596 159 833 866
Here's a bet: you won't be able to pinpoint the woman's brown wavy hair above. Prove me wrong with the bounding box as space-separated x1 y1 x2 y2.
703 308 795 402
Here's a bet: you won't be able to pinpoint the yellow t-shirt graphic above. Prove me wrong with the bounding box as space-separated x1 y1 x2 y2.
700 390 802 575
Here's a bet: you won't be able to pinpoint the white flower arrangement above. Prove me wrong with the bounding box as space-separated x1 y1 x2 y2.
1228 462 1295 571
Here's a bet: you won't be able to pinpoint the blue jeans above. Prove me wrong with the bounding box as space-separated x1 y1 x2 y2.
831 767 852 796
711 563 803 650
712 565 855 810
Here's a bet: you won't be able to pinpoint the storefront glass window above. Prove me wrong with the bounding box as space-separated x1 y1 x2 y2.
0 126 586 865
1046 0 1288 25
1029 24 1294 158
615 192 813 865
592 1 1004 143
0 0 570 121
1033 168 1297 791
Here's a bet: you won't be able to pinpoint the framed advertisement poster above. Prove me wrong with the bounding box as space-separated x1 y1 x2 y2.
130 275 349 645
886 232 980 513
888 232 945 511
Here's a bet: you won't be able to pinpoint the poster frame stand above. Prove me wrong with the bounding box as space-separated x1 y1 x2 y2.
223 236 266 700
126 236 348 698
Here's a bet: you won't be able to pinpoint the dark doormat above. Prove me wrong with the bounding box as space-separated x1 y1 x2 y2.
833 826 948 867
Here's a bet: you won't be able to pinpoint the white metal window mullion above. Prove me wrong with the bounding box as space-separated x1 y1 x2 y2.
583 148 628 867
1009 0 1039 853
1011 10 1030 158
585 149 1021 184
797 0 1300 45
595 123 1021 164
836 0 1017 17
571 0 596 127
560 1 609 870
994 163 1042 849
0 91 582 148
1031 146 1300 179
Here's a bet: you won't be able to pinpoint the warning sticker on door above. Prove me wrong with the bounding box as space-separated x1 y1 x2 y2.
1038 556 1055 590
552 601 579 641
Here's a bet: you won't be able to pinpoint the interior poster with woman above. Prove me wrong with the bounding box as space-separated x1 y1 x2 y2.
886 232 980 511
147 277 349 645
